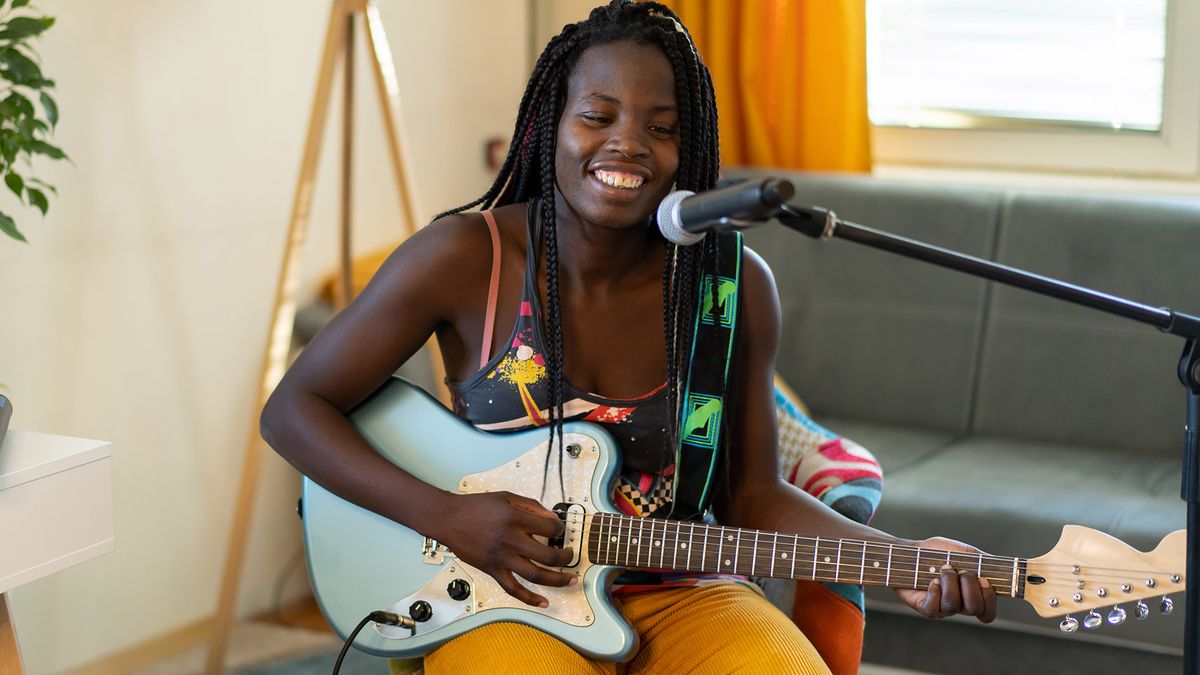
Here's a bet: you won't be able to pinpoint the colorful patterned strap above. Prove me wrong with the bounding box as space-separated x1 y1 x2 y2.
671 232 743 519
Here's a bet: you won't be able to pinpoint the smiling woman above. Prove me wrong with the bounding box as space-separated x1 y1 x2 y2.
259 2 997 674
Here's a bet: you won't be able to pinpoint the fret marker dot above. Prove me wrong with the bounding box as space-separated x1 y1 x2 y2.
873 561 880 568
782 553 788 559
928 566 936 573
725 559 731 566
654 540 661 547
727 535 734 541
680 543 687 549
610 536 617 543
824 556 831 563
633 539 639 546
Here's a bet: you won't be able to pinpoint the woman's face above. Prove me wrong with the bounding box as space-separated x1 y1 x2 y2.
554 39 680 231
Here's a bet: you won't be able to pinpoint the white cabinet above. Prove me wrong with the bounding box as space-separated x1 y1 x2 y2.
0 431 113 673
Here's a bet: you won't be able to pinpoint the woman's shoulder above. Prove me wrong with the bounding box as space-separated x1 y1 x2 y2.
414 203 529 258
363 203 531 302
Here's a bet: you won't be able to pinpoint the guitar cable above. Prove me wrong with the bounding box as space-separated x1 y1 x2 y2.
331 610 415 675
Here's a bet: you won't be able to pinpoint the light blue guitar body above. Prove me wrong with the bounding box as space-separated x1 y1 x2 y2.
301 377 637 661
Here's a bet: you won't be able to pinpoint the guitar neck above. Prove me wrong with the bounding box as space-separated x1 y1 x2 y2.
585 512 1026 598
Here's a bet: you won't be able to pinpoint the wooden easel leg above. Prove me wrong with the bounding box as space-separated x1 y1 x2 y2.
1 593 25 675
208 2 452 671
335 11 355 310
362 1 450 402
204 2 348 673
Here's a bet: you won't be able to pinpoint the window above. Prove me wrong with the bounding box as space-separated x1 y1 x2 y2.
867 0 1200 176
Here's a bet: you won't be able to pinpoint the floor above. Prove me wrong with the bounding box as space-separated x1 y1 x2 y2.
139 597 930 674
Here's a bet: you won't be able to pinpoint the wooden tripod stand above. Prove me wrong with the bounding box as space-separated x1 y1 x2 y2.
205 1 445 671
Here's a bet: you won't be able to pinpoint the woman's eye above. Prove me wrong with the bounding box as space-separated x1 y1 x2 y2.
581 113 610 124
651 125 678 136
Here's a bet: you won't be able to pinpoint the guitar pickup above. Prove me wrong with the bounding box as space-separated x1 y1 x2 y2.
549 502 585 568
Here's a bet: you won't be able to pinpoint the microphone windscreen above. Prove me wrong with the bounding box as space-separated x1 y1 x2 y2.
656 190 703 246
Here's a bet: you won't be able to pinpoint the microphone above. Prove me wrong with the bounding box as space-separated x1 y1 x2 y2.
656 177 795 246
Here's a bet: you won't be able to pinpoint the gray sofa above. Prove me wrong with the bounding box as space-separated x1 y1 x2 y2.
739 169 1199 674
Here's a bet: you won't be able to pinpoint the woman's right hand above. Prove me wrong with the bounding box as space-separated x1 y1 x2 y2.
433 491 578 608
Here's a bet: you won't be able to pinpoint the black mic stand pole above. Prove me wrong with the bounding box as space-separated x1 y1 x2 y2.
775 202 1200 674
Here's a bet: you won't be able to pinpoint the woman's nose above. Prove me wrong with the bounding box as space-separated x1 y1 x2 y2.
604 122 650 158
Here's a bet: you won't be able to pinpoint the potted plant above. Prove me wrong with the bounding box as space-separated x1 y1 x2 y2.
0 0 66 242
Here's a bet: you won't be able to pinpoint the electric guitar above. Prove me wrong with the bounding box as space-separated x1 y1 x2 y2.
301 377 1186 661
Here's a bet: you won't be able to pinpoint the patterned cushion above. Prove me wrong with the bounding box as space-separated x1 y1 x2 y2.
775 380 884 616
775 381 884 674
776 387 883 525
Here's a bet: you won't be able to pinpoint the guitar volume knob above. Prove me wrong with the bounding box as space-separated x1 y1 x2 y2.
409 600 433 622
447 579 471 601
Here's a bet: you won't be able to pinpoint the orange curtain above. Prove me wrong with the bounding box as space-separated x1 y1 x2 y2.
664 0 871 171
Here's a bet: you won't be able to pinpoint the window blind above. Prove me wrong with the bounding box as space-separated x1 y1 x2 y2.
866 0 1167 132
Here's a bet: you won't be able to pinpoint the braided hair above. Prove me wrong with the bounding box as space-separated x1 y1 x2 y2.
437 0 722 505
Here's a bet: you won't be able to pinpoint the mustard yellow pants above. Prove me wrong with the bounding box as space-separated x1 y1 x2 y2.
390 582 831 675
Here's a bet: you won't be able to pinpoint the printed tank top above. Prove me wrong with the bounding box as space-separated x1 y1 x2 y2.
446 206 754 593
447 207 676 518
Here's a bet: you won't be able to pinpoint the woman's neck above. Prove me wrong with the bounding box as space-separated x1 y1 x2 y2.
550 192 663 290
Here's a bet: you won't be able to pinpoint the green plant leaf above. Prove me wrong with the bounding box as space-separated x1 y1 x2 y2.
39 91 55 127
0 47 42 84
4 170 22 199
0 210 26 242
26 186 45 214
11 0 32 9
27 176 55 194
30 139 65 160
0 17 54 41
2 91 34 119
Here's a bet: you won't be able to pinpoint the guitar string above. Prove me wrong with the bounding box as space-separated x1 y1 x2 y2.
566 512 1154 574
555 512 1181 581
568 511 1178 576
544 516 1176 606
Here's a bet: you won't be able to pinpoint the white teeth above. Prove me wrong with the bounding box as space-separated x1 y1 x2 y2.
594 169 645 189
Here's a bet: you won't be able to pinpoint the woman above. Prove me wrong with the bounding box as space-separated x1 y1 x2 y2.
261 2 996 673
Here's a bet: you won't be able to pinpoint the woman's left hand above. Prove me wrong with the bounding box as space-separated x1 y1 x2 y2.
894 537 998 623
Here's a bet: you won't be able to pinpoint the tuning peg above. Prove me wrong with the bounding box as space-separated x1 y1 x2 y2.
1060 615 1080 633
1161 596 1174 615
1083 610 1103 629
1107 606 1127 625
1135 600 1150 620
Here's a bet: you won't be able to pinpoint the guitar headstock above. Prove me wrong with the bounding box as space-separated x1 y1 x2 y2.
1024 525 1185 632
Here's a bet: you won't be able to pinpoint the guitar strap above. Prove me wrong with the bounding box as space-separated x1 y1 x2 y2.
670 231 743 519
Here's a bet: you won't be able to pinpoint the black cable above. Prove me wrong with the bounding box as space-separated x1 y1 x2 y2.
331 611 409 675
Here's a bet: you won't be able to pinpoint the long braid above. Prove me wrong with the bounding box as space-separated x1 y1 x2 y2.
438 0 721 514
535 93 569 500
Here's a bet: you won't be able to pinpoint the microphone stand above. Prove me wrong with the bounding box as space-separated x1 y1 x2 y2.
770 202 1200 673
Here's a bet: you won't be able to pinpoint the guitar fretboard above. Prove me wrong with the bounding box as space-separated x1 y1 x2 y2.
585 512 1024 597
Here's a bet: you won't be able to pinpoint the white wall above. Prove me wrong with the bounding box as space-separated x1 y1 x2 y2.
0 1 529 672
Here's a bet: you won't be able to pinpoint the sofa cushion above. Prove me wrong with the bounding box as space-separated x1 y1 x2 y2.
740 169 1003 433
872 435 1182 554
973 191 1200 456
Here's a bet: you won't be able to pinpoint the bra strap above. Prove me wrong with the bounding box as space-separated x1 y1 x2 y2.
479 210 503 369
